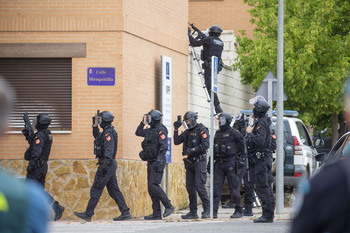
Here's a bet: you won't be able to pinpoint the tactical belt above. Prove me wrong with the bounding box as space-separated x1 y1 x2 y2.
188 154 206 161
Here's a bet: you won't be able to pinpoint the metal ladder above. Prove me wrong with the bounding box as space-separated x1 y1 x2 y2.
189 45 211 103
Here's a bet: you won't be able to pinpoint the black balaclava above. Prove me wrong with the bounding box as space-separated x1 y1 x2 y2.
253 108 266 119
100 120 111 129
219 120 231 130
150 119 160 128
36 123 49 130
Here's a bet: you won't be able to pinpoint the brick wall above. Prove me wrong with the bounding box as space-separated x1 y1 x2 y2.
0 0 189 163
188 0 255 38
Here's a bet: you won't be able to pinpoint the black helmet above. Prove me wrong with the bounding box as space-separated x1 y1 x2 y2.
209 25 222 36
37 114 51 125
100 111 114 122
254 99 270 116
149 110 162 121
217 112 232 127
183 111 198 129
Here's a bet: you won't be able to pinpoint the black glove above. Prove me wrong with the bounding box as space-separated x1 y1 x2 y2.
139 151 146 161
153 160 164 172
173 121 182 130
183 147 196 156
22 129 29 137
27 160 37 173
97 159 111 175
188 27 192 35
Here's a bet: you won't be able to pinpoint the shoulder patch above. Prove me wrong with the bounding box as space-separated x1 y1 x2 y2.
35 138 40 144
257 126 260 130
272 134 277 139
202 133 207 139
106 134 111 141
159 131 163 134
160 134 166 140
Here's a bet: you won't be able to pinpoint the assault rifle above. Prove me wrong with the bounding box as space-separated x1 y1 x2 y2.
22 112 34 161
188 23 206 39
234 113 251 181
22 112 34 143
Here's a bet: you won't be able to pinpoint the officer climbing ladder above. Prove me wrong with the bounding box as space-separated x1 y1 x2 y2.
188 24 211 103
188 23 224 114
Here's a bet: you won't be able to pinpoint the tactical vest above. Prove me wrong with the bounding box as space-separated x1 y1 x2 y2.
202 36 224 62
141 125 162 161
251 117 271 154
35 129 52 161
184 123 206 157
99 126 118 159
214 127 238 159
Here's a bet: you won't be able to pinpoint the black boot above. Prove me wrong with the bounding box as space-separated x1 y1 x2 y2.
253 215 273 223
113 212 132 221
201 209 210 219
243 208 253 216
213 211 218 219
230 210 243 218
53 202 65 221
144 213 162 220
222 201 235 209
181 212 199 219
163 205 175 218
74 212 92 222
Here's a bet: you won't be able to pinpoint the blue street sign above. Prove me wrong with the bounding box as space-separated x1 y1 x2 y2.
211 56 218 93
87 67 115 86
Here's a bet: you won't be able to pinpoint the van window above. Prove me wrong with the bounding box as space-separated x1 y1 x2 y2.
296 122 312 146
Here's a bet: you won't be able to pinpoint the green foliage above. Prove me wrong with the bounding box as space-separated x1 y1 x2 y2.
234 0 350 126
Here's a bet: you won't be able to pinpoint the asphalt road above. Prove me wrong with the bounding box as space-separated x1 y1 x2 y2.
49 217 292 233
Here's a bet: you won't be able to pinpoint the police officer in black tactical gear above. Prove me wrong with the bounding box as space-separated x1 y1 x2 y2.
210 112 245 218
135 110 175 220
173 111 210 219
74 111 132 222
242 119 277 217
24 113 65 221
188 25 224 114
245 97 275 223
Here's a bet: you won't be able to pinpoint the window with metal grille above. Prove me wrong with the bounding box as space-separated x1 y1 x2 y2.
0 58 72 131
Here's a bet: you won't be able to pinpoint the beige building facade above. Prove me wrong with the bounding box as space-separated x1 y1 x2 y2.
0 0 189 220
0 0 254 220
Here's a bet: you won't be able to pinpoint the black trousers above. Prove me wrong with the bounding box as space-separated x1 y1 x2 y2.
26 162 56 208
204 67 221 110
147 161 172 216
86 160 129 216
185 159 210 213
251 158 275 218
213 158 243 213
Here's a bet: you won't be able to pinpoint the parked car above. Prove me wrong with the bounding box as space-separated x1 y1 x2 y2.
271 113 319 186
315 131 350 171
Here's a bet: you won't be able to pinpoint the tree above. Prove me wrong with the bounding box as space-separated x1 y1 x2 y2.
234 0 350 141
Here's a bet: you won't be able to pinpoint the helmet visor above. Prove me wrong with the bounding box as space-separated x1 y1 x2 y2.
94 115 102 126
249 95 266 105
216 116 226 126
183 119 196 129
142 114 152 125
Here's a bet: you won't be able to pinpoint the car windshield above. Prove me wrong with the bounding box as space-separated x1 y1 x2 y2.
325 133 350 163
